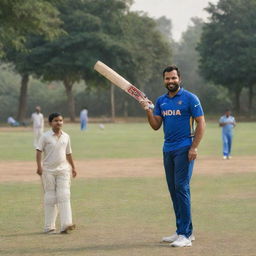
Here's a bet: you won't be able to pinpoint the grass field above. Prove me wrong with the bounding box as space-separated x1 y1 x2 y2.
0 121 256 256
0 121 256 160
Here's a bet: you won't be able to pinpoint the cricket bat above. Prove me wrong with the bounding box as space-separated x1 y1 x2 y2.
94 61 154 109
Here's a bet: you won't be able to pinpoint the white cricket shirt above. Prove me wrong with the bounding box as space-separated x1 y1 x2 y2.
31 112 44 129
37 130 72 171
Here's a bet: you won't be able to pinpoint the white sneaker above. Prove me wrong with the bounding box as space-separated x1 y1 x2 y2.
170 235 192 247
44 229 56 234
162 233 179 243
189 234 195 241
223 156 227 160
227 155 232 159
162 233 195 243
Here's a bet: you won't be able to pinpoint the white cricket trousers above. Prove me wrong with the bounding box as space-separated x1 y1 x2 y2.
42 168 73 232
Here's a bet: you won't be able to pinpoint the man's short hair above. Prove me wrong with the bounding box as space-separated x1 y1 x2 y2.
48 112 62 122
163 65 181 78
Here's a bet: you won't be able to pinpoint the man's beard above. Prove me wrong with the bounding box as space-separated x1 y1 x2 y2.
165 83 180 92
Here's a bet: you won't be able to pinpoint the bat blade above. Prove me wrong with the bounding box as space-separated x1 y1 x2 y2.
94 61 154 108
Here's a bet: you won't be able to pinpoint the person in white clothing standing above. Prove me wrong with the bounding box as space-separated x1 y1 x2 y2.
36 112 77 234
31 106 44 148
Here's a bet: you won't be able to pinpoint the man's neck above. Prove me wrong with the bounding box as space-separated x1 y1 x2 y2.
52 128 62 136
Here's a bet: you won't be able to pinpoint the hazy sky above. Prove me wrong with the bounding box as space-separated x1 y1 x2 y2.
130 0 219 41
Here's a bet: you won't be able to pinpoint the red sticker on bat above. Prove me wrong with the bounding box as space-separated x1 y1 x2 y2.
127 85 145 101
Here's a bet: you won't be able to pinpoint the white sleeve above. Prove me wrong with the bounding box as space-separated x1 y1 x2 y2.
66 136 72 155
36 134 45 151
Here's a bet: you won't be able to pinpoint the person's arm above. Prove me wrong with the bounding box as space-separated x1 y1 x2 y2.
219 117 225 127
140 100 162 130
188 115 206 161
66 154 77 178
145 109 162 130
232 118 236 127
36 150 43 176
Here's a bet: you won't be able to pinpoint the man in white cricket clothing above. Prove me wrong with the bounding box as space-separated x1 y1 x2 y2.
31 106 44 148
36 112 77 234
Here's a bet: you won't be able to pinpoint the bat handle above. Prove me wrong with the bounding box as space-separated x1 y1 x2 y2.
148 103 154 109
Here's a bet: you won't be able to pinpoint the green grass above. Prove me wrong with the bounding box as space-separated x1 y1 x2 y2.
0 121 256 161
1 173 256 256
1 120 256 255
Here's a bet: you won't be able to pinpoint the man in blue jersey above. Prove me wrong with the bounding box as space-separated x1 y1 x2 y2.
140 65 205 247
219 109 236 159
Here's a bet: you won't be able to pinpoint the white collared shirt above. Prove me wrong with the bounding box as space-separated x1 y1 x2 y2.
37 130 72 171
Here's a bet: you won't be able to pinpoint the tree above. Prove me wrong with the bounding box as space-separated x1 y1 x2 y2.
26 0 134 121
2 0 172 121
23 0 172 120
0 0 63 57
197 0 256 113
155 16 173 42
0 0 64 121
173 18 204 93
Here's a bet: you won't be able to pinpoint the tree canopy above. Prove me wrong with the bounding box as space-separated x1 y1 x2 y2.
197 0 256 112
1 0 172 121
0 0 63 57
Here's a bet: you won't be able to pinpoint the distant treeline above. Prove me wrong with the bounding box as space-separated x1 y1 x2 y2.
0 0 255 122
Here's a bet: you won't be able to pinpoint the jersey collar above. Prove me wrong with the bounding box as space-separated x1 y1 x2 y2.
50 129 63 136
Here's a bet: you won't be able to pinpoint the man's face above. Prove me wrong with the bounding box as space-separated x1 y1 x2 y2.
225 111 231 117
163 70 181 92
50 116 63 130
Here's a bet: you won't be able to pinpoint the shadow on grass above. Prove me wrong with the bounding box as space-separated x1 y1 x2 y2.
2 232 43 237
0 242 169 255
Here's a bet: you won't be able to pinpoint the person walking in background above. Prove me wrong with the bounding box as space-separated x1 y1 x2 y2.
219 109 236 159
140 65 205 247
36 112 77 234
80 107 88 131
31 106 44 148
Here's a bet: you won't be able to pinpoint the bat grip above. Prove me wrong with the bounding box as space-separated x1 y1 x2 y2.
148 103 154 109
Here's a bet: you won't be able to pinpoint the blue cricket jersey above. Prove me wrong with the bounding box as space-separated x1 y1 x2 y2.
219 115 235 134
154 88 204 152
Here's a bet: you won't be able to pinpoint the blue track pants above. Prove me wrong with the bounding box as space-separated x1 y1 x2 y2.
80 120 87 130
163 146 194 238
222 132 233 156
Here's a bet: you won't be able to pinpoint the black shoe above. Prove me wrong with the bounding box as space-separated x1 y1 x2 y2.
60 224 76 234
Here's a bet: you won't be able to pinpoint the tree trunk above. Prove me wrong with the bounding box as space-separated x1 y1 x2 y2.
248 84 253 117
17 74 29 122
111 84 115 122
123 100 128 118
63 78 76 122
234 88 241 114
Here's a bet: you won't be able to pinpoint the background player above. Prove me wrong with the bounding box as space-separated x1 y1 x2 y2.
31 106 44 148
80 107 88 131
219 109 236 159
